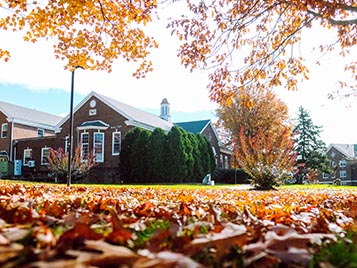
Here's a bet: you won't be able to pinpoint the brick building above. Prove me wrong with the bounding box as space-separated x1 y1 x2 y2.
1 92 232 183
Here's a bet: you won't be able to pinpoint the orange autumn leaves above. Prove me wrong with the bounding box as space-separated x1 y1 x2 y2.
1 183 357 267
168 0 357 104
0 0 158 77
2 1 357 102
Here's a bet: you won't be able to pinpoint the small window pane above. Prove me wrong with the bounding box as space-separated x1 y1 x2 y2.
23 148 32 166
41 147 50 165
38 128 44 137
112 132 121 155
1 123 7 138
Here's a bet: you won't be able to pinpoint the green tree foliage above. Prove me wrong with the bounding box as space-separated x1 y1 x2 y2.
47 147 96 182
120 126 215 183
130 128 151 183
293 106 331 175
187 133 203 183
146 128 167 182
166 126 190 183
119 128 139 182
198 134 216 175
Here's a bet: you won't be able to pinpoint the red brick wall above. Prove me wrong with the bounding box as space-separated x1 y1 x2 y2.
57 96 134 183
0 112 10 154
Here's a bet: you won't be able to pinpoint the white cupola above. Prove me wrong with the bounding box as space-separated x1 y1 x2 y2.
160 98 171 122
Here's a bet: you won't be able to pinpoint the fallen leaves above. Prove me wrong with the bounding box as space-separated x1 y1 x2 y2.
1 182 357 267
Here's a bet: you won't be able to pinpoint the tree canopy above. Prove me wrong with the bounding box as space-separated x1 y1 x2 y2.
168 0 357 103
293 106 331 175
0 0 158 76
1 1 356 100
217 88 295 189
216 86 290 149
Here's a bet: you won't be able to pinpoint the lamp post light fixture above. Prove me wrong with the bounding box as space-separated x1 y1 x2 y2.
67 66 82 187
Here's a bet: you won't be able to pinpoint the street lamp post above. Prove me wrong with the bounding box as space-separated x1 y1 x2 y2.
67 66 82 187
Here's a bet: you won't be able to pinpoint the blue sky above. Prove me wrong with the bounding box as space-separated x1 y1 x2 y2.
1 84 217 123
1 3 357 145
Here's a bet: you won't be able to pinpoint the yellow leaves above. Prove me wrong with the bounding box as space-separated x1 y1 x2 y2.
0 0 159 74
278 60 286 70
0 49 10 62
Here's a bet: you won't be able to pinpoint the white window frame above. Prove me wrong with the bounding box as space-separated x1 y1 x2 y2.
64 135 69 153
38 128 44 137
1 123 7 138
23 148 32 166
339 160 347 168
322 173 329 179
340 170 347 178
41 147 50 165
93 132 104 163
81 132 89 161
112 131 121 156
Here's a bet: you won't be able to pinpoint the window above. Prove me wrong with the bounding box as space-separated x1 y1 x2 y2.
23 148 32 166
81 132 89 161
64 136 69 153
112 132 121 155
322 173 329 179
340 170 347 178
339 160 347 168
94 132 104 162
38 128 44 137
1 123 7 138
41 147 50 165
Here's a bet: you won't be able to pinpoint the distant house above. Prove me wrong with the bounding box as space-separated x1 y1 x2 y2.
175 120 232 169
2 92 231 183
321 144 357 185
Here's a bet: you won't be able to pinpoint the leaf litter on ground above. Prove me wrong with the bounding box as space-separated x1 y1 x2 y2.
0 182 357 267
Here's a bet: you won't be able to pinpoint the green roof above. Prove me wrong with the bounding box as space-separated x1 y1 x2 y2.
175 119 210 134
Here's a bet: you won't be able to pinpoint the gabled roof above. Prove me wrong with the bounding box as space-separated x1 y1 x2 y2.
327 143 357 159
57 91 174 132
175 119 210 134
0 101 63 130
78 120 109 131
175 119 224 147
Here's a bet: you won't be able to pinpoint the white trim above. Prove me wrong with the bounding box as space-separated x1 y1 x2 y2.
80 132 89 161
56 91 173 133
125 119 160 132
23 148 32 166
93 132 104 163
1 123 7 138
112 131 121 155
8 118 56 131
10 121 14 161
41 147 50 165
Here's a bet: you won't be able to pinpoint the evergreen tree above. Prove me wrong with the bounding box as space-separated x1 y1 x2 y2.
197 134 216 180
166 126 189 183
146 128 167 182
119 128 139 182
131 128 151 183
293 107 331 178
187 133 202 183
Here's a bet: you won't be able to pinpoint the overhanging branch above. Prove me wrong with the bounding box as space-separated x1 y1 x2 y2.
307 9 357 26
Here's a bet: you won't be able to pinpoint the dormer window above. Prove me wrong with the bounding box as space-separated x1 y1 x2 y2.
38 128 44 137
